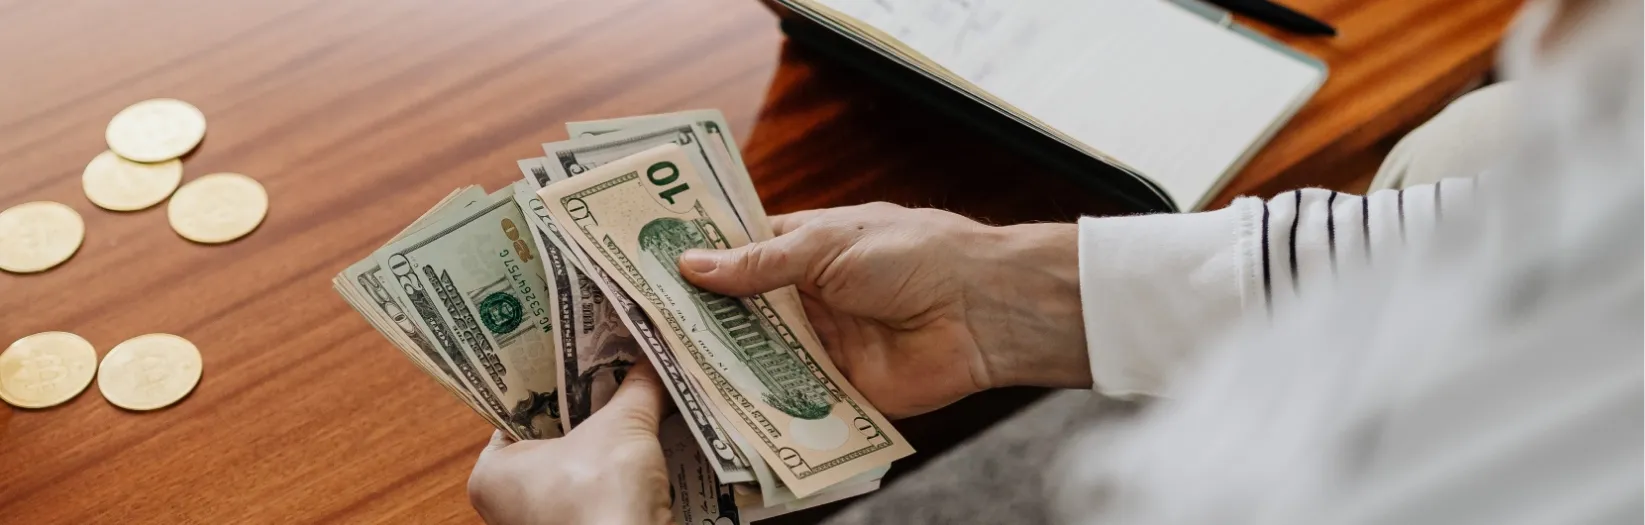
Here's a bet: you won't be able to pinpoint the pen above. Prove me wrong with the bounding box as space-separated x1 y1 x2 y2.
1205 0 1337 37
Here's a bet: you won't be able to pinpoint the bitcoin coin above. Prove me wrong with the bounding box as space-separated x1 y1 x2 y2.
167 173 268 244
105 98 206 162
98 334 202 411
82 150 183 211
0 332 98 409
0 201 84 273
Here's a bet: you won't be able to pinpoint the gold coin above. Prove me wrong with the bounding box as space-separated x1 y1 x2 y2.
105 98 206 162
97 333 202 411
167 173 268 244
0 201 84 273
82 150 183 211
0 332 98 409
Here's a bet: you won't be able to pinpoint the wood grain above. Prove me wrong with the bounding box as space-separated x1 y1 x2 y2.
0 0 1516 523
1210 0 1523 206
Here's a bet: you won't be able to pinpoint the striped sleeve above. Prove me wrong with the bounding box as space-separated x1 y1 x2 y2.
1076 178 1477 398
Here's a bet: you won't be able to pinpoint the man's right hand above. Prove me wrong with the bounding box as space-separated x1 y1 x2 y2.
678 202 1091 419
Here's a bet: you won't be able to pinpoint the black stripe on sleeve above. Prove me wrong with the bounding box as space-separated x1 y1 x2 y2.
1362 195 1372 263
1288 190 1302 294
1326 191 1339 275
1261 200 1273 313
1397 189 1407 243
1434 179 1444 221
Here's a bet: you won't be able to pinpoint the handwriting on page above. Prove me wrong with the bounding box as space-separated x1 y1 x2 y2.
821 0 1018 80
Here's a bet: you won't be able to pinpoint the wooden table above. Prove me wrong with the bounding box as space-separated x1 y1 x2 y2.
0 0 1521 523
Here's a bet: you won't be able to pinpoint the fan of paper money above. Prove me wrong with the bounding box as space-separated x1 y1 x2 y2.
332 110 912 523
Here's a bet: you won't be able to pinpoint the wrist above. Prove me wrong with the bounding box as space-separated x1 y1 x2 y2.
968 222 1091 390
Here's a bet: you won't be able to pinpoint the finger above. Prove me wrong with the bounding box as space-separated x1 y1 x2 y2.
677 226 839 297
578 360 667 436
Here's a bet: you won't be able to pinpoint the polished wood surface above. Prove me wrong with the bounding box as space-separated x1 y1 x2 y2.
1213 0 1523 206
0 0 1517 523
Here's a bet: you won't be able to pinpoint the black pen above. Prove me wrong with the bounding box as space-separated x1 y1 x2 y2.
1204 0 1337 37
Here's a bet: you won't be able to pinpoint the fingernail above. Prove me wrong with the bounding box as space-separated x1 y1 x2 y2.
679 250 718 274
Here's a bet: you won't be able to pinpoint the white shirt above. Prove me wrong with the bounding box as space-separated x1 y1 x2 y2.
1060 1 1643 523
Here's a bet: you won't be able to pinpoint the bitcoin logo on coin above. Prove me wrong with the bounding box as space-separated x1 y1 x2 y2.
0 201 84 273
167 173 268 244
82 150 184 211
105 98 206 163
98 334 202 411
0 332 98 409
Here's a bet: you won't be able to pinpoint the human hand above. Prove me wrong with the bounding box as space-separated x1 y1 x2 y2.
678 202 1090 419
467 362 672 525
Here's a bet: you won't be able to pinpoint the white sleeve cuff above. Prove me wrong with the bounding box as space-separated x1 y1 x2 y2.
1078 199 1262 398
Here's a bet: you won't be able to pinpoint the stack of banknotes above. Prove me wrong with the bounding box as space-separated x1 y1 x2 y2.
332 110 912 523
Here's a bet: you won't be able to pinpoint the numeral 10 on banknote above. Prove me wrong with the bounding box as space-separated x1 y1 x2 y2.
539 143 913 496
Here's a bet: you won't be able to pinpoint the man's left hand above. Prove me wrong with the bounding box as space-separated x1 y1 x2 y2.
467 362 672 525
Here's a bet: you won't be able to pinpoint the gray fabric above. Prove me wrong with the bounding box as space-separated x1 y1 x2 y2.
822 391 1139 525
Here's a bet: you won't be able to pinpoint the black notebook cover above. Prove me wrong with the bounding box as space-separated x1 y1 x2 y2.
778 17 1179 213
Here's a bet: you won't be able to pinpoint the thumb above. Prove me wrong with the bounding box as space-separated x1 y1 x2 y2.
578 360 667 436
476 429 512 464
678 230 827 297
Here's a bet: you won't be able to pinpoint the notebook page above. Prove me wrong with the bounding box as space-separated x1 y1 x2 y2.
811 0 1322 206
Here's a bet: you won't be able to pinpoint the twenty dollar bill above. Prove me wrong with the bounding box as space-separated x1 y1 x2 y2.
373 190 565 440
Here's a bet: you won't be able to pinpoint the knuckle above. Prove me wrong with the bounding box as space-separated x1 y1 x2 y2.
613 406 651 429
912 206 960 224
912 208 979 239
739 243 782 275
864 201 904 213
622 367 655 389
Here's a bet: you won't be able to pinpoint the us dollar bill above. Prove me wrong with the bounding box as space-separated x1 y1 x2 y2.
566 109 771 242
334 187 523 432
542 122 756 241
518 159 755 483
737 474 884 521
661 415 743 525
538 143 912 496
512 184 583 435
559 115 819 486
556 259 640 430
564 111 814 342
340 186 482 385
373 189 565 440
508 178 639 433
542 129 816 494
513 160 596 273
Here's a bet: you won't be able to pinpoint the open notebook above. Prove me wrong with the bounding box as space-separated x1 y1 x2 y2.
773 0 1327 211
